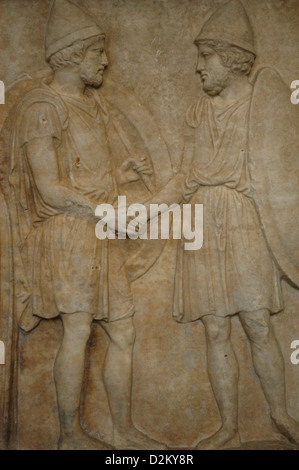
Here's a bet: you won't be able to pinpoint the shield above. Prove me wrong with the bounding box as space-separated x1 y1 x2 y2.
96 78 173 281
248 67 299 287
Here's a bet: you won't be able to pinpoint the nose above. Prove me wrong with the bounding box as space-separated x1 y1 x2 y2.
102 52 108 68
196 55 204 73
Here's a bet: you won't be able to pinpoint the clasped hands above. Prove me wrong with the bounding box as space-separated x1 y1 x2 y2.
117 156 152 185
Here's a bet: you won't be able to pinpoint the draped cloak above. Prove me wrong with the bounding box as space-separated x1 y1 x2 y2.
173 77 284 322
9 82 135 331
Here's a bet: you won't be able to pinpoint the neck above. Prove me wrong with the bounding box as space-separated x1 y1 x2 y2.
216 74 252 106
50 68 86 99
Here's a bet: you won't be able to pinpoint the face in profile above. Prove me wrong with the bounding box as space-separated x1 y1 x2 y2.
196 44 231 96
79 36 108 88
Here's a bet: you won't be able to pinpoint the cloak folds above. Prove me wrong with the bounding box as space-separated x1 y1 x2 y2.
248 67 299 288
0 190 16 449
0 76 34 448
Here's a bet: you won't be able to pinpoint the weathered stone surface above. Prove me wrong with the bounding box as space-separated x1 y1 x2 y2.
0 0 299 450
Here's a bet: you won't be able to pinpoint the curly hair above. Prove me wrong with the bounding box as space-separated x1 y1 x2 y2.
48 34 105 70
195 39 256 76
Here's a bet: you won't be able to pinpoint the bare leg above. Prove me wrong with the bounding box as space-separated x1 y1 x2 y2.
54 312 112 450
240 309 299 444
196 315 240 450
100 317 167 449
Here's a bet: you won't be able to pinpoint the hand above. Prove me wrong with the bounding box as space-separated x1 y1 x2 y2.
117 157 152 185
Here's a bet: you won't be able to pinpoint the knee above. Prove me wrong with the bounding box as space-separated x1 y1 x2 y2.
241 314 271 344
63 315 92 343
204 317 230 344
110 320 136 350
76 324 92 343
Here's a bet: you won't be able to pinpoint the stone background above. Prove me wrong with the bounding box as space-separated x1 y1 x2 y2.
0 0 299 449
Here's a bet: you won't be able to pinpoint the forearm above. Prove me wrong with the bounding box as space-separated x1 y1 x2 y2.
143 173 185 218
115 168 126 186
41 184 98 222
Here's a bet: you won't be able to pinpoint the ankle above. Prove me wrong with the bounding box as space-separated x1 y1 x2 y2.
221 423 239 435
271 410 289 424
114 422 135 435
60 426 83 440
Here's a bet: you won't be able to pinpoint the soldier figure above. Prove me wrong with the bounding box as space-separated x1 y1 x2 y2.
143 0 299 449
9 0 165 450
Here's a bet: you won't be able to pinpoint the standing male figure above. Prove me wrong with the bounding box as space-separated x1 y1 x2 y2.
9 0 166 450
143 0 299 449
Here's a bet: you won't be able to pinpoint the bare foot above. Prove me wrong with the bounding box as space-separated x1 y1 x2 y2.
195 427 241 450
271 414 299 446
58 431 114 450
113 426 167 450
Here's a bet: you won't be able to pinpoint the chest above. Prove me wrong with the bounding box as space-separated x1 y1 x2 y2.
66 104 111 173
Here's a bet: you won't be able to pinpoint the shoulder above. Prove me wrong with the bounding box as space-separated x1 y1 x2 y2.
18 87 69 146
23 101 59 123
17 85 69 130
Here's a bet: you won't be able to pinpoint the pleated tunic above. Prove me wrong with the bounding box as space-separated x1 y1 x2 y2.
173 94 282 322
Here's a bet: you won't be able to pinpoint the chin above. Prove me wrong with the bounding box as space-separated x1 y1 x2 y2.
82 74 104 88
205 88 221 97
203 82 223 97
91 80 103 88
86 79 103 88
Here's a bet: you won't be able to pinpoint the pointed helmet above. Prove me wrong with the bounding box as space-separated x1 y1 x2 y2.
45 0 104 60
195 0 255 54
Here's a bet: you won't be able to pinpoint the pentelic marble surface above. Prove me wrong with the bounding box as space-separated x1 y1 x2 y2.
0 0 299 450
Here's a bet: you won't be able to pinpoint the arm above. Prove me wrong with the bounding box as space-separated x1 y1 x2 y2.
26 137 98 222
143 172 188 219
